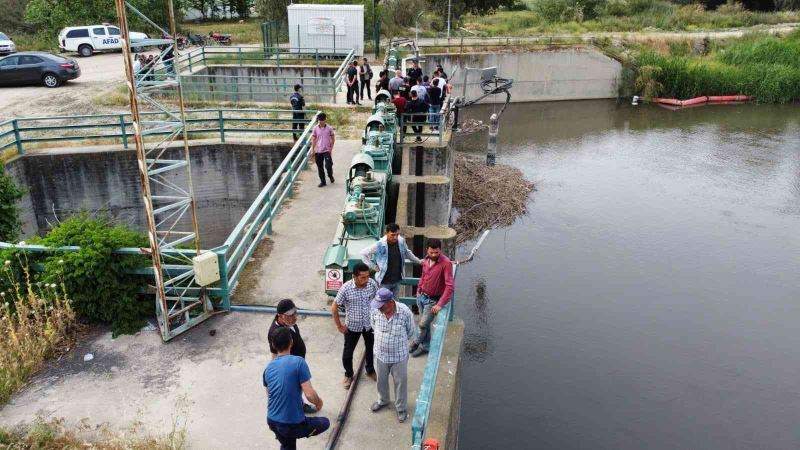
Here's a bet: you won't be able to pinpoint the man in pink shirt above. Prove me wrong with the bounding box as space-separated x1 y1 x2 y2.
311 112 335 187
409 238 454 357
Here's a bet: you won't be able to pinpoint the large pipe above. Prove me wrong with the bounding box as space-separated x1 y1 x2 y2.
325 352 366 449
229 304 336 316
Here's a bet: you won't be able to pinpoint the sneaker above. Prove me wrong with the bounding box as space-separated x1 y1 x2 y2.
398 411 408 423
409 342 419 353
343 376 353 390
371 401 388 412
329 175 335 183
365 371 377 381
303 403 317 414
411 347 428 358
318 182 326 188
415 137 422 143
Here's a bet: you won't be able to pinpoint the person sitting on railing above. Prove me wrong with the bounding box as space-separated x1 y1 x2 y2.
360 223 422 296
290 84 306 142
409 239 454 358
427 79 443 131
408 90 428 143
369 288 416 423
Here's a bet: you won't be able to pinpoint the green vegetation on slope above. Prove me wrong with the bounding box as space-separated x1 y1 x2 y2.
632 30 800 102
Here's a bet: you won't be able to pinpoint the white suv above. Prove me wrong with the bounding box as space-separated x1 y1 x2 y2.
59 24 148 57
0 32 16 55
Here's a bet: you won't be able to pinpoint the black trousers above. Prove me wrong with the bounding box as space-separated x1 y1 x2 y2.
314 152 333 184
342 329 375 378
292 112 305 141
360 79 371 100
347 82 358 104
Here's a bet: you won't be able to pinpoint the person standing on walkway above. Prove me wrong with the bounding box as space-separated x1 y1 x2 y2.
410 238 454 357
360 57 373 101
369 288 415 423
388 69 404 93
407 60 422 86
268 299 317 414
331 263 379 389
310 113 335 188
264 327 329 450
408 90 428 142
290 84 306 142
427 79 443 130
391 91 408 136
376 70 390 93
346 61 360 105
361 223 421 295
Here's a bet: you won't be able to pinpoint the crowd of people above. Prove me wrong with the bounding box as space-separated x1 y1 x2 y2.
263 225 454 449
342 58 452 142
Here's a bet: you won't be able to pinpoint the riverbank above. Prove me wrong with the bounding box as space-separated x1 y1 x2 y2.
630 29 800 102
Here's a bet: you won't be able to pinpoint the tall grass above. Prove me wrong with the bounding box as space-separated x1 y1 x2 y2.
633 32 800 102
0 259 77 405
181 19 263 45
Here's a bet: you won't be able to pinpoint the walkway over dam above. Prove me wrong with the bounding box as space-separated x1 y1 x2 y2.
0 109 464 449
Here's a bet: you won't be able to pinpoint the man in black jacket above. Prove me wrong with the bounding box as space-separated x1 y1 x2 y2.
408 90 428 142
268 299 318 414
407 60 422 85
290 84 306 141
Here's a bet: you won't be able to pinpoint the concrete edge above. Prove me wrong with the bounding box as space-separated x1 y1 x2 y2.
423 317 465 449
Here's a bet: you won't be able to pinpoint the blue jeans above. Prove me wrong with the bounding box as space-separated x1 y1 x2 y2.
380 282 399 296
415 293 438 351
268 417 330 450
428 104 442 128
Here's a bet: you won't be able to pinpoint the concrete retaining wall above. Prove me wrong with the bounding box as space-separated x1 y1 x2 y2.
5 140 292 247
184 65 339 103
427 48 622 103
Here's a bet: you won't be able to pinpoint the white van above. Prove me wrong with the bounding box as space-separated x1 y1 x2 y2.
59 24 148 57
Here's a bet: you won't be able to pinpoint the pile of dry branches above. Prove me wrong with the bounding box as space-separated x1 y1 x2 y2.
453 154 535 244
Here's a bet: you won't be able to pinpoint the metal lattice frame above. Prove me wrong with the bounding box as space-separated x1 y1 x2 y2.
115 0 213 341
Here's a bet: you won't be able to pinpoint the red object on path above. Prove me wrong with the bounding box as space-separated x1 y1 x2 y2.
422 438 440 450
652 95 751 108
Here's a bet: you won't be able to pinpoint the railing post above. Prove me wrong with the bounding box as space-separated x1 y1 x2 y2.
287 160 294 198
216 248 231 310
218 110 225 142
119 114 129 149
238 47 243 65
188 51 193 73
12 119 22 155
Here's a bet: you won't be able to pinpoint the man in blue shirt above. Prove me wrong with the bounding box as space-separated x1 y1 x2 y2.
264 327 329 449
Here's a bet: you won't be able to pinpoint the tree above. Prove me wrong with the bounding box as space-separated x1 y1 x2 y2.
24 0 185 35
0 0 35 33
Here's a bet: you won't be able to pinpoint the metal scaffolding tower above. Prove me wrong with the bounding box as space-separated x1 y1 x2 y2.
114 0 213 341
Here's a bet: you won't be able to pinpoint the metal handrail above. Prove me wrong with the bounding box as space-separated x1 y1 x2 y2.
2 109 317 155
410 264 458 449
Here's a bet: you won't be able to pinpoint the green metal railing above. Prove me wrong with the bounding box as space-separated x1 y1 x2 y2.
0 110 321 309
399 110 448 144
410 264 458 450
0 108 317 155
172 46 356 103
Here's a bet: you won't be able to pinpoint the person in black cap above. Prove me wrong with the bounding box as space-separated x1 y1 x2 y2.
290 84 306 142
269 299 316 413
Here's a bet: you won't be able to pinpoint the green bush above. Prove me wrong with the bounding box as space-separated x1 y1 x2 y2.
1 214 150 337
0 168 24 243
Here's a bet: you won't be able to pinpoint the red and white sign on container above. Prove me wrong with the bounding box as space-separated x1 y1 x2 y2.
325 268 343 291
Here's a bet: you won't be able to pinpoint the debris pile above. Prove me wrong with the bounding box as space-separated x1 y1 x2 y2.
452 154 535 244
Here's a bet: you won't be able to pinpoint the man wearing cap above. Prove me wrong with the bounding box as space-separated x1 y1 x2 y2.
369 287 415 423
410 238 454 358
264 327 329 450
331 262 379 389
360 223 421 295
268 299 316 414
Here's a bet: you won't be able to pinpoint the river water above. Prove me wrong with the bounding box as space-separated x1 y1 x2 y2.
453 100 800 449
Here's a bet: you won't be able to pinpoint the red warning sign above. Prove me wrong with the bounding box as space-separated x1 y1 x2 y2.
325 268 343 291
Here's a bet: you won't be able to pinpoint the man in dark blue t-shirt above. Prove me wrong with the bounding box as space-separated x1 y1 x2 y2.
264 327 329 449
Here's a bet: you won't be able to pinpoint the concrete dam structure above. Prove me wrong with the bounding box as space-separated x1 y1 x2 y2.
428 47 622 103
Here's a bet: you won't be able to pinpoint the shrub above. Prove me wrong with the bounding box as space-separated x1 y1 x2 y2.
0 168 24 243
535 0 574 21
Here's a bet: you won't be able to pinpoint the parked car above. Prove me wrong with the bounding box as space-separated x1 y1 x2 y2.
59 24 148 57
0 52 80 88
0 32 16 55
